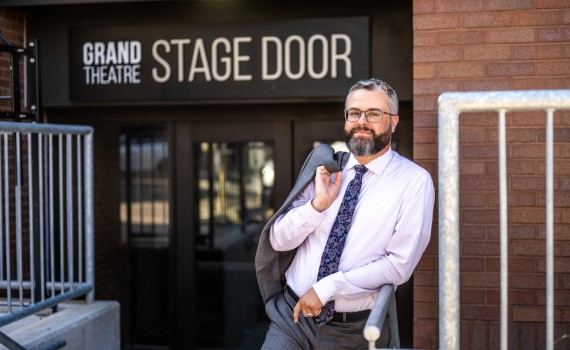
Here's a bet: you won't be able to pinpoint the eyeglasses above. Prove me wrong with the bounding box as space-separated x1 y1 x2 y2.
344 108 396 123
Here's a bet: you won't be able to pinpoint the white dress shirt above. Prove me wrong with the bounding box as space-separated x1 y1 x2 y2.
269 148 435 312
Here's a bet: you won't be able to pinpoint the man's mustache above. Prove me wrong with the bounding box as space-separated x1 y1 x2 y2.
350 126 375 135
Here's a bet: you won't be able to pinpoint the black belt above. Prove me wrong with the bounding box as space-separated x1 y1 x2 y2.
284 285 371 323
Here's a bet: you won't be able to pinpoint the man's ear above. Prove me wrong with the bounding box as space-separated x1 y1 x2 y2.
391 115 400 133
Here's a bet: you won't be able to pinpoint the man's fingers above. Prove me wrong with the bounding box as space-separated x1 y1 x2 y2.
293 302 301 323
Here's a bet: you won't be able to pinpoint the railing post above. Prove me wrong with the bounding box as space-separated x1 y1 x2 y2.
437 95 461 350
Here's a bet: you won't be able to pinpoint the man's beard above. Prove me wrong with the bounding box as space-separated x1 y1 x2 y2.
344 123 392 157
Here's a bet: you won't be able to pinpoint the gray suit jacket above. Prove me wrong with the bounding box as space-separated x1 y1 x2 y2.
255 144 349 304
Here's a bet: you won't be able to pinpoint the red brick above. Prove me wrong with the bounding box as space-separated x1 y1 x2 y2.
414 79 462 95
511 207 547 222
413 111 439 127
514 43 568 59
414 46 462 62
486 62 536 76
414 270 439 287
487 0 535 11
415 301 439 318
461 224 487 239
438 30 486 46
537 257 570 273
414 143 438 159
513 306 551 322
413 95 438 111
511 273 548 289
464 45 511 61
460 160 486 175
461 144 498 159
438 62 486 78
498 290 539 306
460 128 487 143
487 28 537 43
414 287 438 302
510 143 547 158
462 240 500 256
461 208 500 223
414 63 437 78
462 12 512 28
487 191 537 207
537 27 570 41
414 31 437 46
512 10 565 26
487 256 537 272
414 319 438 349
537 0 570 9
462 304 500 320
536 60 570 75
460 288 487 303
413 0 436 14
463 78 512 91
461 112 498 127
414 128 437 143
512 77 566 89
461 256 486 270
414 13 462 30
435 0 484 13
461 192 487 207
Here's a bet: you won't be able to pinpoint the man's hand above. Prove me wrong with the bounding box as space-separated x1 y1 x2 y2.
311 165 342 212
293 288 324 323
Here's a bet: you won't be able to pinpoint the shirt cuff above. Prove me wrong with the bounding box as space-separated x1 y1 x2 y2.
312 271 342 305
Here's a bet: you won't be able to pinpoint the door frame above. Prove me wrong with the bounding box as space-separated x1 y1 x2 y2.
171 119 292 349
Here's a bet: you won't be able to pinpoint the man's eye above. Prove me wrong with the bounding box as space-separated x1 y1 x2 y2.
367 112 381 118
348 111 360 118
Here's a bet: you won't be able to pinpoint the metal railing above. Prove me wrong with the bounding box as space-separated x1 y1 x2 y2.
438 89 570 350
0 121 94 349
363 284 400 349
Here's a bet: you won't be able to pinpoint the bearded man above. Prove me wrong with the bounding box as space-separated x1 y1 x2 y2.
256 78 435 350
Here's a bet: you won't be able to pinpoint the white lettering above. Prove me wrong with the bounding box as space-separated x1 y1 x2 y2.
211 37 231 81
284 35 305 80
188 38 212 81
233 37 252 81
331 34 352 78
261 36 282 81
307 34 328 79
152 40 171 83
130 41 142 64
94 42 105 65
83 43 94 65
170 39 191 82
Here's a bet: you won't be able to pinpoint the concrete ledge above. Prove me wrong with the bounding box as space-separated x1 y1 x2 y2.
0 300 120 350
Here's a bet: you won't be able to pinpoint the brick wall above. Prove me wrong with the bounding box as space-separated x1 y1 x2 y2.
413 1 570 349
0 8 25 114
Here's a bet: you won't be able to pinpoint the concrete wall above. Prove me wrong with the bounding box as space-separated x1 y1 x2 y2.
0 301 120 350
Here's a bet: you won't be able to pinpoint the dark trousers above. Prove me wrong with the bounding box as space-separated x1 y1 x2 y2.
261 289 389 350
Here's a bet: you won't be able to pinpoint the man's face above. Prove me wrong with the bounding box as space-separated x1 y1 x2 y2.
344 89 399 157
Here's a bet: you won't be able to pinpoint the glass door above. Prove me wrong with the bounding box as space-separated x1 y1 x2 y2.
173 120 292 349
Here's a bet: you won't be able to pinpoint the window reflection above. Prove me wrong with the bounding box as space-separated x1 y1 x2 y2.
120 130 169 246
194 141 274 249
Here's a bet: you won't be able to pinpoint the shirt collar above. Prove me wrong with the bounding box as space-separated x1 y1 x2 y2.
346 148 394 175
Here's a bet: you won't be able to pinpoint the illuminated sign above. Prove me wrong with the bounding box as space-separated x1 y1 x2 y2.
69 17 370 102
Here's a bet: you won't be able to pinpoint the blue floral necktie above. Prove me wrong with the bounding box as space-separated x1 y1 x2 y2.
314 164 367 325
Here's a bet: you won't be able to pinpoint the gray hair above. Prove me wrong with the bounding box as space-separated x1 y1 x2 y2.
345 78 399 115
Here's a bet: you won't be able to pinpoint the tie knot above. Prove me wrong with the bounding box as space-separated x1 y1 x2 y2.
354 165 367 178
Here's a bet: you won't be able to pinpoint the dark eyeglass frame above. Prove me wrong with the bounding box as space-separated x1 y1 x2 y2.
344 108 397 123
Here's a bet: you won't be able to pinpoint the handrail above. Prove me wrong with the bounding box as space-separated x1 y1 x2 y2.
438 89 570 350
0 121 95 349
363 284 400 349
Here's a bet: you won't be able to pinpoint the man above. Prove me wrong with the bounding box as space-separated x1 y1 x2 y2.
256 78 435 349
